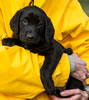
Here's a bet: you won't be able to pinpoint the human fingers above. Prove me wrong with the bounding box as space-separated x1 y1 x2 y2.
71 70 86 86
85 69 89 78
71 53 87 72
49 95 81 100
81 79 86 87
49 90 88 100
86 73 89 78
88 70 89 73
77 71 86 86
60 89 83 96
81 91 88 100
60 89 88 100
49 95 70 100
79 59 87 66
72 54 86 65
70 94 81 100
80 64 88 74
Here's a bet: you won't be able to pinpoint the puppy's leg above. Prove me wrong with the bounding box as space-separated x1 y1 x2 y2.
40 48 63 97
2 38 22 47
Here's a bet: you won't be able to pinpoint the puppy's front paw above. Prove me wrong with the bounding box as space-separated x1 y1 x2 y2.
2 38 16 46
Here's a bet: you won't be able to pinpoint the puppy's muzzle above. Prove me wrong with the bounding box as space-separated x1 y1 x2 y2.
25 33 33 41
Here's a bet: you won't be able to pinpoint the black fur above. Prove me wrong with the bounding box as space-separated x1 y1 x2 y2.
2 6 84 97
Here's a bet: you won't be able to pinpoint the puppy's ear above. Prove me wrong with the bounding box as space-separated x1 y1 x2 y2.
45 17 54 43
10 10 22 38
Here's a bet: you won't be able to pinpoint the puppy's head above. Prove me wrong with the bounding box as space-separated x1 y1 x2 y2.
10 6 54 45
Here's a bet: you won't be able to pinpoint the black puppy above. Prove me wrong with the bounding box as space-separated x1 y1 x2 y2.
2 6 84 97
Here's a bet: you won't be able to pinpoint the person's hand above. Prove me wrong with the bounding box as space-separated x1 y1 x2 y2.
49 89 88 100
71 53 89 86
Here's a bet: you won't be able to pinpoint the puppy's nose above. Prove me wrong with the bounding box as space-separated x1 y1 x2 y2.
25 34 33 40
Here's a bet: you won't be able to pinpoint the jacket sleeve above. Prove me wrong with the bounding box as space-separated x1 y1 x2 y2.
0 46 70 99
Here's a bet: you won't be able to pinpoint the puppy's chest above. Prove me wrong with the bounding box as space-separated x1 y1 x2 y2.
22 43 51 55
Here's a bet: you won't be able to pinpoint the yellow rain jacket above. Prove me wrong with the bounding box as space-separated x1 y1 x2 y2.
0 0 89 100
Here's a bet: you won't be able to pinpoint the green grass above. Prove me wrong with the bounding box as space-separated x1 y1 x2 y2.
79 0 89 16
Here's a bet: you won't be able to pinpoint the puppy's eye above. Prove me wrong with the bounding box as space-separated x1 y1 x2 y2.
22 19 28 25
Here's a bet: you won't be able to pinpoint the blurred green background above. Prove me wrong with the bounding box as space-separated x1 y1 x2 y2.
79 0 89 16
